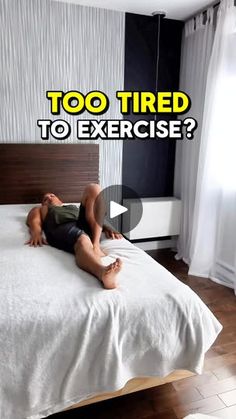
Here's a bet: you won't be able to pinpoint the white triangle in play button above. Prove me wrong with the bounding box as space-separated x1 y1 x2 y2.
110 201 128 219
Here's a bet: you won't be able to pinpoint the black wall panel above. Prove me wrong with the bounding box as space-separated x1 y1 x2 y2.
122 13 183 198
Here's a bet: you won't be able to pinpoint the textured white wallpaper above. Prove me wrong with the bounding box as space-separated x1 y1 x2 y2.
0 0 125 190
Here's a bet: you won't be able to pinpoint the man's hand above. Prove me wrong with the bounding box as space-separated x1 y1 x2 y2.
103 225 123 240
25 233 48 247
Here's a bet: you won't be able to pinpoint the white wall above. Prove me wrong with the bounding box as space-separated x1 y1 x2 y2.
0 0 125 191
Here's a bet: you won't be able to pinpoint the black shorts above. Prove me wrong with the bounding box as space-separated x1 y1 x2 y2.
43 205 91 254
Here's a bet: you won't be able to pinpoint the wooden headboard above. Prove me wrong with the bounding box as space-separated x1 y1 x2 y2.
0 144 99 204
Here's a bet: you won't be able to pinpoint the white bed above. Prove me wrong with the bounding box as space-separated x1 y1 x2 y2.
0 204 222 419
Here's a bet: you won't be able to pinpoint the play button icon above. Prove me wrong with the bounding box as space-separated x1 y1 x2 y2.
94 184 143 234
110 201 128 219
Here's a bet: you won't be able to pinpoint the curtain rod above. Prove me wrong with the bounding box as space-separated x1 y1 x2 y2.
186 1 219 22
187 0 236 21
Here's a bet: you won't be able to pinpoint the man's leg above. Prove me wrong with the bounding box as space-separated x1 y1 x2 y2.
81 183 105 256
74 235 122 289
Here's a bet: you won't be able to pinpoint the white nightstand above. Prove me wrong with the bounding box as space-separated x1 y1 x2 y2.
122 197 181 247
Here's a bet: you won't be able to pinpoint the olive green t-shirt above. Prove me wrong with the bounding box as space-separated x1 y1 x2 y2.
48 205 80 224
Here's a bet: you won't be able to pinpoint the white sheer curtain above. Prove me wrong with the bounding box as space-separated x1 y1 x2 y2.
174 8 214 263
189 0 236 293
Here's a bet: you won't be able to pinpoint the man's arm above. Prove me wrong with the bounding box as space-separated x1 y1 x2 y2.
26 207 47 247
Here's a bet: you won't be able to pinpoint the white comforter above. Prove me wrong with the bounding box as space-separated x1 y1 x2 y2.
0 204 222 419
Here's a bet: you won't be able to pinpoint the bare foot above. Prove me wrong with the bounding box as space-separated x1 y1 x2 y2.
100 258 122 289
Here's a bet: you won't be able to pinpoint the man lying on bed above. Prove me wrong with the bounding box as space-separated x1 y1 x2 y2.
26 184 122 289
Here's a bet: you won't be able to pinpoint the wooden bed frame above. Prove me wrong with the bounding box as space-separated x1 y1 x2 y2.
0 143 194 411
0 144 99 204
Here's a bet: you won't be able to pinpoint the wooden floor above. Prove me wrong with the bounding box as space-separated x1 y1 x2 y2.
50 249 236 419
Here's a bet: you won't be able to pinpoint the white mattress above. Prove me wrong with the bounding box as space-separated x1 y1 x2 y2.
0 204 222 419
